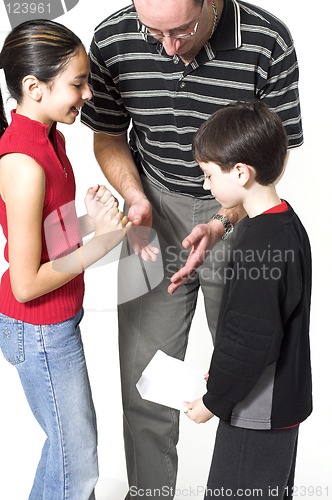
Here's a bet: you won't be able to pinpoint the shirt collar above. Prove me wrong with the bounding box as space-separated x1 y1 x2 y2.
10 110 57 143
213 0 242 51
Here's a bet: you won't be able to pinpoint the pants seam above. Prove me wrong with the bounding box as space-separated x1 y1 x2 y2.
38 325 68 500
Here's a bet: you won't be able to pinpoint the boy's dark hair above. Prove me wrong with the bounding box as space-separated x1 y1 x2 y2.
0 19 85 137
192 100 288 185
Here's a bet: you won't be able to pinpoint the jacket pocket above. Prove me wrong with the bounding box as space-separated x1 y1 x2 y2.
0 315 25 365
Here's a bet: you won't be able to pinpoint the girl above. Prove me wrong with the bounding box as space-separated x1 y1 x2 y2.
0 20 129 499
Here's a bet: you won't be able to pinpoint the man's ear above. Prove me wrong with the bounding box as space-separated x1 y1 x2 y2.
21 75 43 102
233 162 254 187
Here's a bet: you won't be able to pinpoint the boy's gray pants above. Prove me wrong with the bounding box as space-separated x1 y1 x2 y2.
118 175 235 500
205 420 299 499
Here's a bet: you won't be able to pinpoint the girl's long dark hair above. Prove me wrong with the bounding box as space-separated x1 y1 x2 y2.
0 91 7 137
0 19 84 138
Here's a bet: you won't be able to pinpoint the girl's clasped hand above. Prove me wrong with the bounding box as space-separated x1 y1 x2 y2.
85 183 131 238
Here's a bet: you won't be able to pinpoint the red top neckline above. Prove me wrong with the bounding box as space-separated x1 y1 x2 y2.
263 200 289 214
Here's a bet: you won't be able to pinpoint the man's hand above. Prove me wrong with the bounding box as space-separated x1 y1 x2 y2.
127 197 159 261
127 197 152 227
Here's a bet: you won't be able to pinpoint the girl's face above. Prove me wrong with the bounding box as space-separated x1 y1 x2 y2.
40 47 92 127
200 161 241 208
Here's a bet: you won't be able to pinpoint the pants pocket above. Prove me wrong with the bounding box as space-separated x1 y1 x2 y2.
0 315 25 365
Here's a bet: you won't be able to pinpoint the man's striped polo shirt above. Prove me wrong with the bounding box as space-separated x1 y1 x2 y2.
81 0 303 198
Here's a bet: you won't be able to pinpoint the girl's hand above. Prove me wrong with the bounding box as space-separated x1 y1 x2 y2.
94 204 131 251
94 204 123 235
85 184 118 221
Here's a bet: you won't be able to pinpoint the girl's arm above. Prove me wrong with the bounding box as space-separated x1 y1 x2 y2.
0 153 127 303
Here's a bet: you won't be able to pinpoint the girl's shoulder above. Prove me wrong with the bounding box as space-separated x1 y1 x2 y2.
0 153 45 200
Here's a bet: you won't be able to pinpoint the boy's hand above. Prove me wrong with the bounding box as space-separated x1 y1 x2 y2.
168 223 219 294
168 206 246 294
183 398 214 424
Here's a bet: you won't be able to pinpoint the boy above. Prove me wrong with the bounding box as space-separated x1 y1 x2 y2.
184 100 312 500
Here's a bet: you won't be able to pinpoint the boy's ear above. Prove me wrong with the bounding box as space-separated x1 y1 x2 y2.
233 162 254 187
21 75 43 101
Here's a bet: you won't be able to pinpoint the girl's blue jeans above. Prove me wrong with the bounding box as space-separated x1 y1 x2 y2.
0 309 98 500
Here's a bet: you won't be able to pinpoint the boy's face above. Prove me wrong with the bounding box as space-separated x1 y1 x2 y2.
200 161 242 208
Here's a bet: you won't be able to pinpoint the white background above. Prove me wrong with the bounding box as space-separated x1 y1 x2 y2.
0 1 331 498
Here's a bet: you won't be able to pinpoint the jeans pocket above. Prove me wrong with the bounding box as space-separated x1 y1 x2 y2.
74 308 84 330
0 315 25 365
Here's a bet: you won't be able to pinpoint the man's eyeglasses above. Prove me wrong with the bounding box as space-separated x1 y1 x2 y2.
136 0 204 41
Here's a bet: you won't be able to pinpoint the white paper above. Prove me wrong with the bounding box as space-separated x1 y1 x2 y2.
136 350 206 411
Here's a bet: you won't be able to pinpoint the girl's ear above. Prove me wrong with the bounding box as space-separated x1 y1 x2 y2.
21 75 43 102
233 162 255 187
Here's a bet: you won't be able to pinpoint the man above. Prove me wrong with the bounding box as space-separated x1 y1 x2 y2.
81 1 303 498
